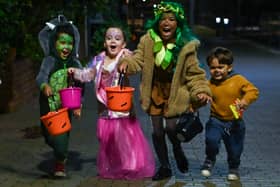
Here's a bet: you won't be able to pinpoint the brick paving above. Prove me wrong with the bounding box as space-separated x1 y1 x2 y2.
0 37 280 187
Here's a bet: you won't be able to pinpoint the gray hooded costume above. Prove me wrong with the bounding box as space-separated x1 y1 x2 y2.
35 15 83 162
36 14 83 115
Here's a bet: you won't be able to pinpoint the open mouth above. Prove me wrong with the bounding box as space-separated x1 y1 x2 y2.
163 28 171 32
213 73 223 79
61 49 70 58
161 28 173 38
214 73 221 76
110 45 117 50
62 51 70 56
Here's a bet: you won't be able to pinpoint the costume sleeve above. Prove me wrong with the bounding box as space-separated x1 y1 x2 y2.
73 68 96 83
182 43 212 103
71 58 86 104
73 57 96 82
186 52 211 98
36 56 55 90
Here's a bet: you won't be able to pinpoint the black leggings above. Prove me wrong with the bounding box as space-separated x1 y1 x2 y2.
151 115 181 168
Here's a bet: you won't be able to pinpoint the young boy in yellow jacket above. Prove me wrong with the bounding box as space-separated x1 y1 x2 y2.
201 47 259 181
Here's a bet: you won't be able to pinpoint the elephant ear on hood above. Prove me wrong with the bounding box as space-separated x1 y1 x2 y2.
38 14 80 58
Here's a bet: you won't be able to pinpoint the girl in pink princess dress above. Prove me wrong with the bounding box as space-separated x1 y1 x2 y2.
68 26 155 179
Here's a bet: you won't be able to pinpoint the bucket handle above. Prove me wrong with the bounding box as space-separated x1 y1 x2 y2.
68 73 75 88
118 71 125 90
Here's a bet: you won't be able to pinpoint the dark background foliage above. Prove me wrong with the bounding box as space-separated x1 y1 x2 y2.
0 0 126 64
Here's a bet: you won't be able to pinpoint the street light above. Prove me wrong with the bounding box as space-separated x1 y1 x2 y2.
215 16 230 37
223 18 229 25
216 17 221 24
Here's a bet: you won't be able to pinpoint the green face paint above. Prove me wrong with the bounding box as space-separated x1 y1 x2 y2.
55 33 74 60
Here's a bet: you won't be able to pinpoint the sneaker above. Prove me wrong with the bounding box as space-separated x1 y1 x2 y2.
227 168 240 181
54 161 66 177
201 159 215 177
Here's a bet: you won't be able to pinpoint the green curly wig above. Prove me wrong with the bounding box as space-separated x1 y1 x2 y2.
145 1 198 69
145 1 197 46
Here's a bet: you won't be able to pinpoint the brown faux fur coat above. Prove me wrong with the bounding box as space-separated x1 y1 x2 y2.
120 33 211 117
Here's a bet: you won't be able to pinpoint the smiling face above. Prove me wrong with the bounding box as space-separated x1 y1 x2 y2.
55 32 74 60
104 27 126 58
208 57 233 81
158 12 178 44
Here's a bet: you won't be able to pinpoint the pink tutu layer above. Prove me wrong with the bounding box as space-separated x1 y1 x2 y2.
96 117 155 180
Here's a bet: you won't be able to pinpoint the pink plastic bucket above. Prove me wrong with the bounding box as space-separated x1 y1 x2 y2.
59 87 82 109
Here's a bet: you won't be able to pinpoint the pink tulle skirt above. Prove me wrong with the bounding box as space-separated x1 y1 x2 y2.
96 117 155 180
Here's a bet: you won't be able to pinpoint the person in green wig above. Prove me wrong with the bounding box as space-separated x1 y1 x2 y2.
119 1 212 180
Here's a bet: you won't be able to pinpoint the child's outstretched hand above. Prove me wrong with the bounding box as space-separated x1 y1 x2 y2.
43 84 53 97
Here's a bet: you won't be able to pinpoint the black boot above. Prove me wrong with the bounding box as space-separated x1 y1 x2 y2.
152 134 172 180
152 167 172 181
173 147 189 173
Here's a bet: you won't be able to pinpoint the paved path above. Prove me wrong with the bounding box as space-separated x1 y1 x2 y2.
0 37 280 187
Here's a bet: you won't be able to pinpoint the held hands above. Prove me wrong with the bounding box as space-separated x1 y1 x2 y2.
191 93 212 112
197 93 212 105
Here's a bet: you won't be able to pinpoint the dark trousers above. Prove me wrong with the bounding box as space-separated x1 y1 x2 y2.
205 117 245 169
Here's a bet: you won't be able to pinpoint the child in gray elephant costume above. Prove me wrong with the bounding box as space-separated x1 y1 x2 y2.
36 15 83 178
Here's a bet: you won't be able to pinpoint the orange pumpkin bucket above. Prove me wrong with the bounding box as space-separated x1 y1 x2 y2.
105 86 135 112
40 108 71 136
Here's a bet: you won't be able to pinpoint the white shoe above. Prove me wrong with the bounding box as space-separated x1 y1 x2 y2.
201 159 214 177
201 169 211 177
54 170 66 177
227 169 239 181
54 161 66 177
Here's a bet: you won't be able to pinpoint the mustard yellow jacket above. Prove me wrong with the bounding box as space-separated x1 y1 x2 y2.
120 33 211 117
209 74 259 120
